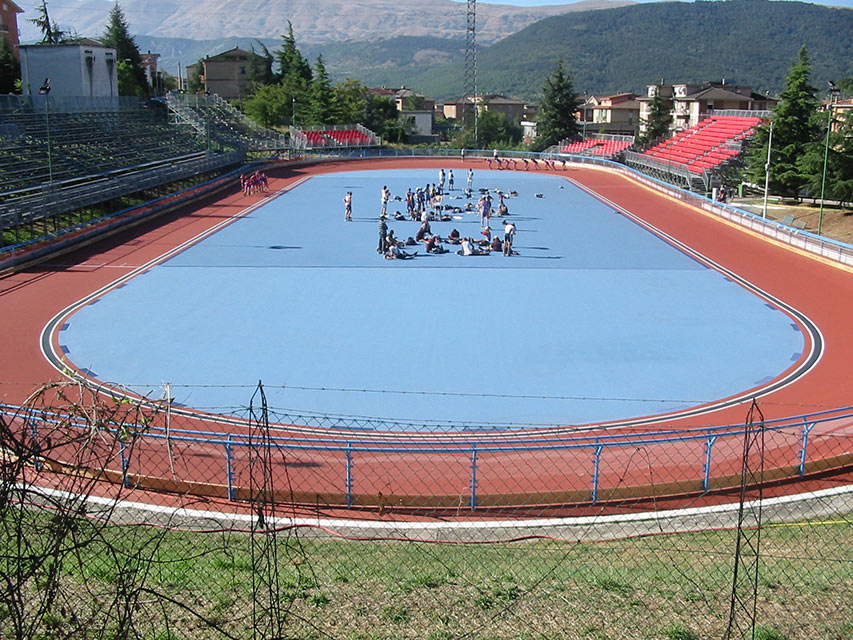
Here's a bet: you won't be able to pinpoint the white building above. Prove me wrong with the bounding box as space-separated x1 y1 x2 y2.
19 39 119 98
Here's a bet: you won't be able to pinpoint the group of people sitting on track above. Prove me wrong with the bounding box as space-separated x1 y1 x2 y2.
373 173 519 260
241 171 269 195
380 219 517 260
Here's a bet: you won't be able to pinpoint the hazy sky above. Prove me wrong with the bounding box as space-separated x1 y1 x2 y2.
463 0 853 7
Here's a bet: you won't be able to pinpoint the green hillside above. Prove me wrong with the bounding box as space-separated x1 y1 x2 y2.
400 0 853 100
140 0 852 104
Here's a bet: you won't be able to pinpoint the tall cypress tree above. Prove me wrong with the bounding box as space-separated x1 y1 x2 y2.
0 36 21 94
534 59 580 151
102 2 148 96
746 46 820 200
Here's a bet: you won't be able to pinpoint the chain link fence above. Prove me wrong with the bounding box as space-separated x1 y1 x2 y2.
1 381 851 639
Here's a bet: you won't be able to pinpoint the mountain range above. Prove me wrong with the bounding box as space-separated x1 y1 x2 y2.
16 0 853 103
16 0 630 45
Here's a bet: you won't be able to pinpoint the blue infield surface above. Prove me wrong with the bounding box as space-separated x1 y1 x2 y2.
57 169 805 429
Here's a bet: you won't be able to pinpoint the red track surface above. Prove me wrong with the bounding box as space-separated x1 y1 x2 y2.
2 158 852 512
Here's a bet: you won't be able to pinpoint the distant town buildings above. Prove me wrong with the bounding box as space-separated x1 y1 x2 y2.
584 92 641 136
140 51 161 94
196 47 253 100
640 81 777 135
0 0 23 59
19 40 119 98
443 94 534 124
370 86 439 142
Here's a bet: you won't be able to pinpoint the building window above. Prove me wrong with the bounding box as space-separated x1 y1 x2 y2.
240 66 247 75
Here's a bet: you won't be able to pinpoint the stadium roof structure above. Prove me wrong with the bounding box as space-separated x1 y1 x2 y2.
684 86 769 103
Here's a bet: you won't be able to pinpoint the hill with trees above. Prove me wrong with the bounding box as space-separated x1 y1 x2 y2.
402 0 853 100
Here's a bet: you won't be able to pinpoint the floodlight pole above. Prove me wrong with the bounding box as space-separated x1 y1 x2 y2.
464 0 477 149
761 120 773 219
39 79 53 185
818 85 840 236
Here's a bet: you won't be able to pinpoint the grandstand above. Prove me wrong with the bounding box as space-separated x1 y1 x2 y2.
624 112 767 191
642 115 761 172
556 134 634 160
0 95 246 250
164 93 289 153
290 124 381 150
0 97 210 193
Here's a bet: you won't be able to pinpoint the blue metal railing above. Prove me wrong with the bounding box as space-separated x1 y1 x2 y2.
4 403 852 510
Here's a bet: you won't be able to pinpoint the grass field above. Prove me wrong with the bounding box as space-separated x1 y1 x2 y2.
3 508 851 640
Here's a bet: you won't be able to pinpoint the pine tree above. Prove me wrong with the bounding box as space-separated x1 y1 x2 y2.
746 46 820 200
0 36 21 94
102 2 148 96
275 22 311 86
639 86 672 145
28 0 65 44
533 59 580 151
308 55 336 125
248 42 275 87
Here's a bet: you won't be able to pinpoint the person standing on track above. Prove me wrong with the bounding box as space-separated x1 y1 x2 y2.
503 220 516 256
381 185 390 215
378 213 388 254
344 191 352 221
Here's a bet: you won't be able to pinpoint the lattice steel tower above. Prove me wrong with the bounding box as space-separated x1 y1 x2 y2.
463 0 477 148
724 399 766 640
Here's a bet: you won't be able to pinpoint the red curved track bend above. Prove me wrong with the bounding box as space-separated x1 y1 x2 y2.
2 158 852 516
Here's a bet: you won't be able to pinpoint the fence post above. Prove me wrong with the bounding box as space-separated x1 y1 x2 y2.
799 421 816 478
119 432 130 488
703 434 718 492
346 442 353 508
470 445 478 511
29 419 42 472
591 444 604 504
225 435 235 501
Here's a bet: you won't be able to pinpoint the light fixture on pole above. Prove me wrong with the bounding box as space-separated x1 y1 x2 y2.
38 77 53 185
818 81 841 236
762 119 773 219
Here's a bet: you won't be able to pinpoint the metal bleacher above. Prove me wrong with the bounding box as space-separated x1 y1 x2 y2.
0 96 211 192
164 92 290 153
0 95 245 246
